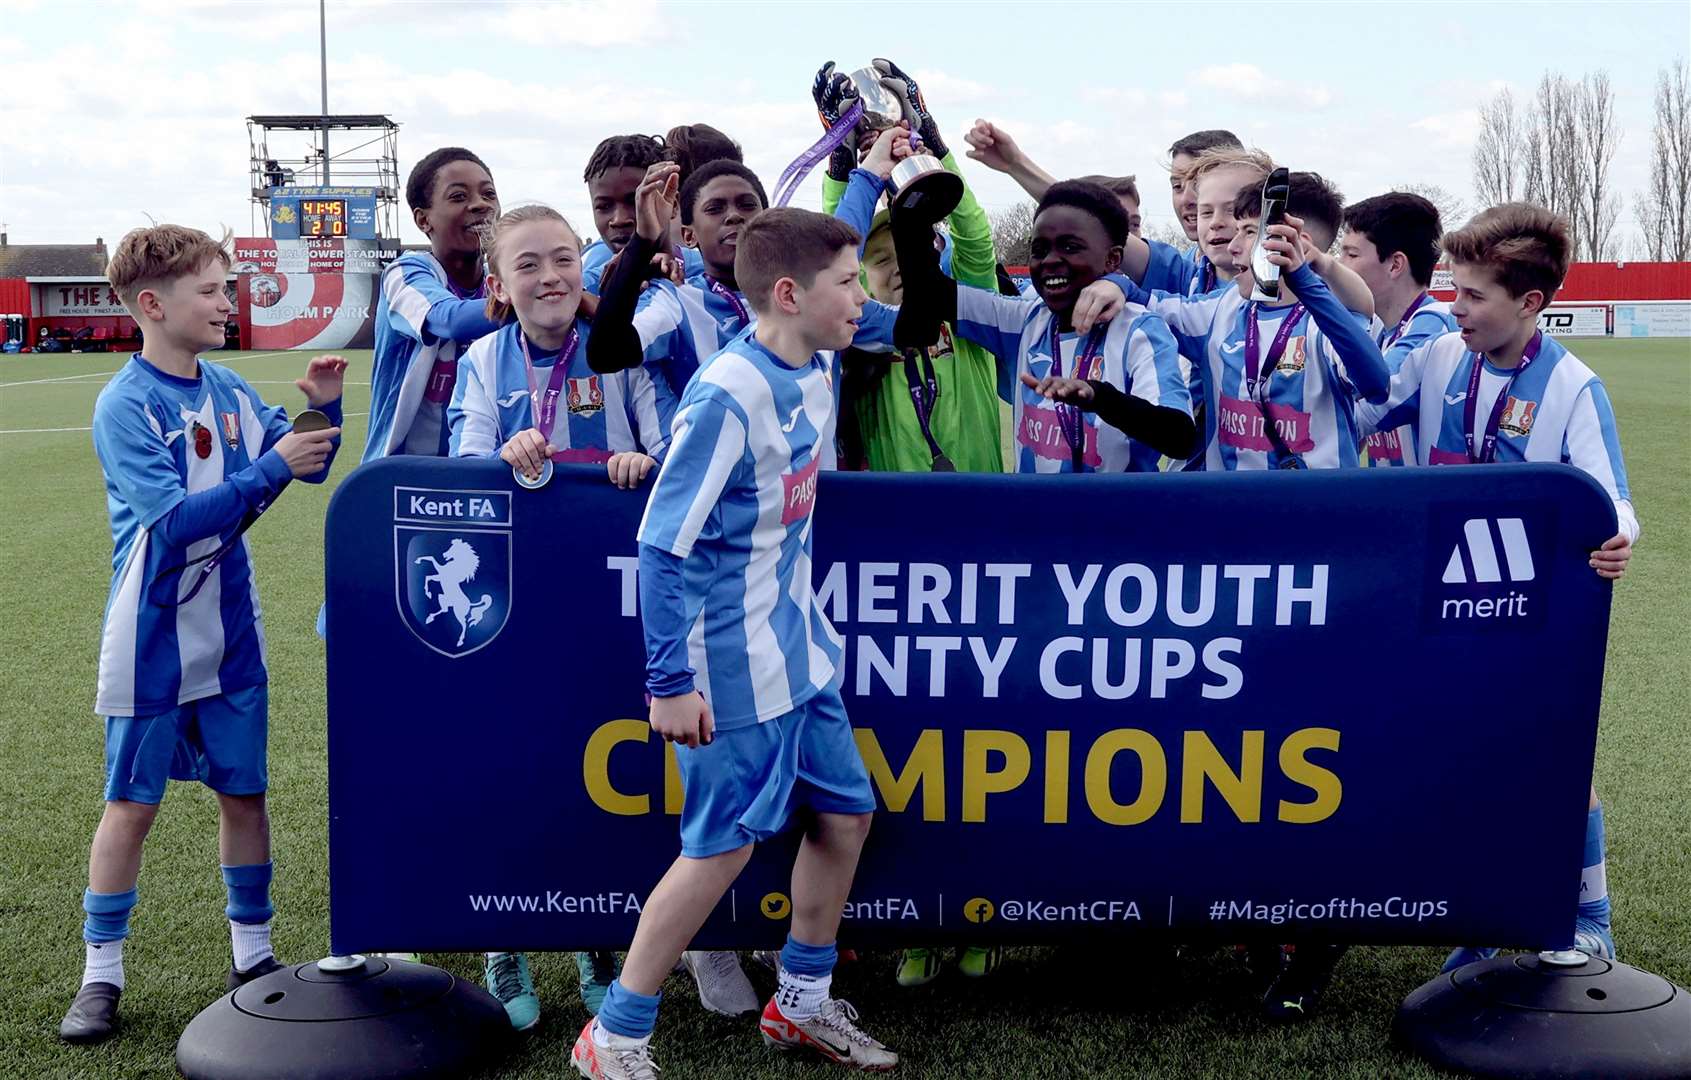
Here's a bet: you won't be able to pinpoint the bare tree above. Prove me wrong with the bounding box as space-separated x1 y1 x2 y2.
1632 176 1669 259
1577 71 1623 260
1396 183 1471 230
1658 60 1691 259
989 201 1036 265
1473 88 1525 205
1630 61 1690 260
1522 73 1587 256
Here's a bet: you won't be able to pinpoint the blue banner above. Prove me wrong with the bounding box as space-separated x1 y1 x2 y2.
325 461 1615 953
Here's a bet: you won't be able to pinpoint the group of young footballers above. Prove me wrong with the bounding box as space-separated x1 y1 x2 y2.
62 57 1639 1079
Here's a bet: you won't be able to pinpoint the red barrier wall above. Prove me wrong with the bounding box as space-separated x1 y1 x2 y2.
0 278 30 314
1554 262 1691 301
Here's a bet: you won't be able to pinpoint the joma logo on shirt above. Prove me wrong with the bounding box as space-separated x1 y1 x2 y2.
1499 396 1537 437
781 457 820 525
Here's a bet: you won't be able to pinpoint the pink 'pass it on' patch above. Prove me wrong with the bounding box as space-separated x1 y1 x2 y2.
781 457 820 525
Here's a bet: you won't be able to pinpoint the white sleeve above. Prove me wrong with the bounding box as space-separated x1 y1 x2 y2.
1563 380 1639 543
446 349 500 458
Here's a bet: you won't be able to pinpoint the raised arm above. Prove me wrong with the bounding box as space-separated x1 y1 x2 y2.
586 163 679 375
964 119 1057 201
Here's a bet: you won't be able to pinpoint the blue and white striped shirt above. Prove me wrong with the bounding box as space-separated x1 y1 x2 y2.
364 251 499 462
92 356 334 715
636 331 843 728
1359 331 1638 540
1363 299 1459 467
952 285 1189 473
447 320 665 463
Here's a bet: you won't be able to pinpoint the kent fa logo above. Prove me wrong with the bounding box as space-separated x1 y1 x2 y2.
1424 506 1553 631
394 487 513 657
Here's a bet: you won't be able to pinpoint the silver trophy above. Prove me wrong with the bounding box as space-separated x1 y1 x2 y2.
1249 167 1291 302
847 67 963 225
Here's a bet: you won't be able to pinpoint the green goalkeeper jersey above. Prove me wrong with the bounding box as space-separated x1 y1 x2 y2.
823 153 1007 473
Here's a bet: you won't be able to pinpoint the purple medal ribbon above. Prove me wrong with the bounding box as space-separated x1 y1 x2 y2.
1384 291 1430 348
1245 301 1305 396
774 98 866 207
1046 318 1104 470
517 324 581 442
704 276 750 327
1464 330 1543 464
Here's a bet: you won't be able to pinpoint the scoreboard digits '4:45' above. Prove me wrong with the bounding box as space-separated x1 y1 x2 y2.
300 199 347 237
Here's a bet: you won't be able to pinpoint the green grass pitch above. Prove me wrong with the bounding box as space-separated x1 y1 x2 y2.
1 340 1686 1078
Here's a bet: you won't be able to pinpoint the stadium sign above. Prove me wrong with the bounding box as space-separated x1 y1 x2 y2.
1613 301 1691 338
326 461 1615 953
1538 304 1609 337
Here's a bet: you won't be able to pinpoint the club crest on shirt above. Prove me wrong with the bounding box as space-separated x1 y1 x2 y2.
566 376 604 416
1499 396 1537 438
933 323 956 361
219 411 241 450
1275 337 1307 377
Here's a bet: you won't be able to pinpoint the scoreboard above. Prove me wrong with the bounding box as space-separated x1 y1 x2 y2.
271 186 379 240
300 199 349 237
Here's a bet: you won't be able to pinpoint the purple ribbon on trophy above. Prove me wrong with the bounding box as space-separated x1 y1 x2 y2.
774 98 866 207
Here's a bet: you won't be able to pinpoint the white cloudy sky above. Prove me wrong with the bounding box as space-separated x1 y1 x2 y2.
2 0 1686 252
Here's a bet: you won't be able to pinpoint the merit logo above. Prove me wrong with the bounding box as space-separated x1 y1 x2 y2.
1441 517 1534 585
1424 509 1552 630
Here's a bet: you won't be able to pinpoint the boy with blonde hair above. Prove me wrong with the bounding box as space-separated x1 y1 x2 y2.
60 225 344 1043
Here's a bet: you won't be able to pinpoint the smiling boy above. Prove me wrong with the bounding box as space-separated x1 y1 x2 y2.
1094 171 1389 470
1355 202 1635 974
893 179 1195 472
60 225 344 1044
364 148 501 463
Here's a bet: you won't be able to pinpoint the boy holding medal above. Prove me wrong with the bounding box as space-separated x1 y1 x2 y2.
449 204 663 489
572 208 898 1078
1338 192 1459 466
447 203 663 1030
1357 203 1634 974
60 225 344 1044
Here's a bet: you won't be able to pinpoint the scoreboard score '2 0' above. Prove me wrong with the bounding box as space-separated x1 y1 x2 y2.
300 199 348 237
270 187 379 240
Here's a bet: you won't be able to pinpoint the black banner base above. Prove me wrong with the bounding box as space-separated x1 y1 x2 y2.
176 956 511 1080
1393 952 1691 1079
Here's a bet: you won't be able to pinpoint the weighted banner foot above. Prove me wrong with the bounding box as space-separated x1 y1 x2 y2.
176 955 511 1080
1393 953 1691 1079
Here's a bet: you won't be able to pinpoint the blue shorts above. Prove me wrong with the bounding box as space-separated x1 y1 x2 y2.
675 688 876 858
103 684 269 805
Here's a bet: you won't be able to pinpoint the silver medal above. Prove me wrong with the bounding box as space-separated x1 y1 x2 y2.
513 458 554 490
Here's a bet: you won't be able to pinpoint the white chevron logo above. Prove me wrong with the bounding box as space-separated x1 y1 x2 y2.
1442 518 1535 584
